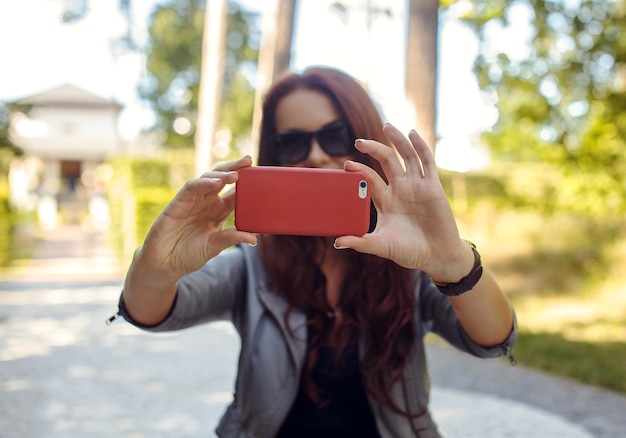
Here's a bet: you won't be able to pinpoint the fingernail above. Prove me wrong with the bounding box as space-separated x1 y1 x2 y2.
333 240 348 250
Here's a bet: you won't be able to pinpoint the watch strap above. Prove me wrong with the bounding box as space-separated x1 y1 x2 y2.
433 241 483 296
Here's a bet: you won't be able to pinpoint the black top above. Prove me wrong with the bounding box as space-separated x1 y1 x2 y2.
276 342 381 437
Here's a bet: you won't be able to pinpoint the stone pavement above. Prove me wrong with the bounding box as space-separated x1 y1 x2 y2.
1 225 625 437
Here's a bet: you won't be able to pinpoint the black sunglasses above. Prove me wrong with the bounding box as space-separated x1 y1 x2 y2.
271 121 355 165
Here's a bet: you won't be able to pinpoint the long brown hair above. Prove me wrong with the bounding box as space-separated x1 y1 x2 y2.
257 67 418 415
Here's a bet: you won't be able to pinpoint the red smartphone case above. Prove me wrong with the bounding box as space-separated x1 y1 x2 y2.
235 166 371 236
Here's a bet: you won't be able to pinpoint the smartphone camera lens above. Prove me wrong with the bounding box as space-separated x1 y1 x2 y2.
358 180 368 199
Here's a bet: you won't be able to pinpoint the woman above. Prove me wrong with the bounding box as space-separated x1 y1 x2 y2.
118 66 517 437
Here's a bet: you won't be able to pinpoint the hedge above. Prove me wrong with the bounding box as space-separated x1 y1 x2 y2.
0 179 12 266
439 162 625 218
107 156 188 266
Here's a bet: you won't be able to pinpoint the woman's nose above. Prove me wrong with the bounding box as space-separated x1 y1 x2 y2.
304 140 331 167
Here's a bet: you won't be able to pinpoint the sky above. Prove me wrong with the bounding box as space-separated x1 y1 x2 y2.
0 0 532 170
0 0 159 141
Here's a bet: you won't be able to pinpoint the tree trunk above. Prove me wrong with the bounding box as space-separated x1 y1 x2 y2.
405 0 439 149
250 0 297 161
195 0 227 176
273 0 297 79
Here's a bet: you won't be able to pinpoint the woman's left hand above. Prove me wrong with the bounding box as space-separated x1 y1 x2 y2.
335 123 473 283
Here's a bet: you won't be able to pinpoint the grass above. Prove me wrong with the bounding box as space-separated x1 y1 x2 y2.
514 330 626 392
458 206 626 395
510 281 626 393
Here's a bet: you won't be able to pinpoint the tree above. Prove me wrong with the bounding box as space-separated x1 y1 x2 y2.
250 0 297 152
463 0 626 215
273 0 297 78
331 0 452 149
195 0 227 175
0 102 22 173
0 103 17 152
405 0 439 149
140 0 260 150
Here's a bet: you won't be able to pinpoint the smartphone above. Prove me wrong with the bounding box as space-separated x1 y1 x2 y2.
235 166 371 236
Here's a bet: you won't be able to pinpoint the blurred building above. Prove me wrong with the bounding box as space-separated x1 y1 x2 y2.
8 84 125 229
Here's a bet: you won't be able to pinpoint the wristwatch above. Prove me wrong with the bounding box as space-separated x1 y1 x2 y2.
432 241 483 296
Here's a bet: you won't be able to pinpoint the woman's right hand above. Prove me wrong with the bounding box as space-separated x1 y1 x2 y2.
133 155 257 284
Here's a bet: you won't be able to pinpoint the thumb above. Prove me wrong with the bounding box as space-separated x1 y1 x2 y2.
334 235 388 260
207 229 258 258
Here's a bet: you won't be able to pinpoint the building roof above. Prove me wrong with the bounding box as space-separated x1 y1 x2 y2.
15 84 122 110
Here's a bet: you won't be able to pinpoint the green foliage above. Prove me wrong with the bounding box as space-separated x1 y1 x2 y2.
220 70 256 154
133 187 177 247
439 169 507 209
461 0 626 218
0 101 22 161
129 159 170 187
441 161 624 218
107 157 178 264
139 0 259 149
454 0 514 27
442 0 626 381
0 179 13 266
0 102 20 266
515 330 626 393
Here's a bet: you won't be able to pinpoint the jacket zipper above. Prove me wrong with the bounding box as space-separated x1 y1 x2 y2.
502 344 517 366
105 312 120 325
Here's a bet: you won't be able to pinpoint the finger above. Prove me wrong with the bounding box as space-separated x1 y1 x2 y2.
210 228 258 250
382 123 424 177
204 230 258 262
167 178 221 210
333 234 389 260
201 155 252 175
198 170 241 187
221 186 237 212
354 138 405 181
344 160 388 209
184 176 230 197
200 156 253 183
216 155 252 171
159 177 226 221
408 130 437 178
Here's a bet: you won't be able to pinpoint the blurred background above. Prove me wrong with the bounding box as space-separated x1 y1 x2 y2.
0 0 625 405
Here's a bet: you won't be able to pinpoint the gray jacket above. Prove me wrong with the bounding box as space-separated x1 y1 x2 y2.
119 244 517 438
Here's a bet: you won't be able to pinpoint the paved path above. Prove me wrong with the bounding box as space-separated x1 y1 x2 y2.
1 225 625 437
